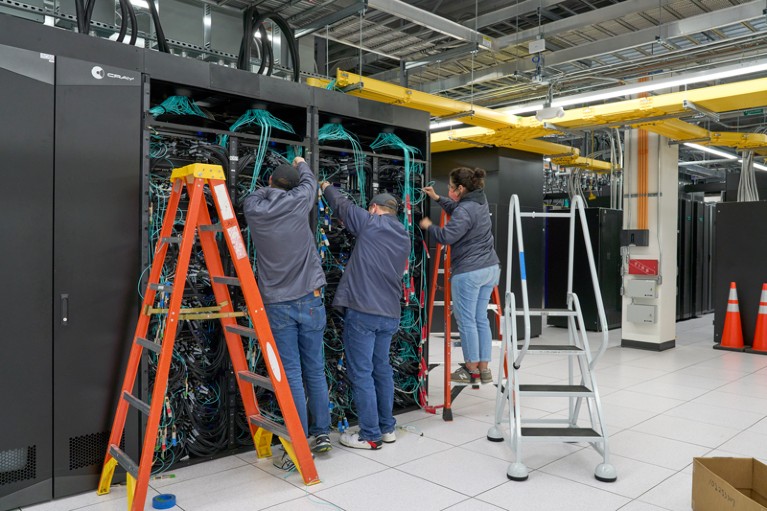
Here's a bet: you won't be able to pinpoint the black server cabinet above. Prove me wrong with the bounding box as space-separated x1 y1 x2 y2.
713 202 767 346
693 201 706 317
677 199 694 320
0 44 55 511
52 57 142 498
431 148 544 338
546 208 623 331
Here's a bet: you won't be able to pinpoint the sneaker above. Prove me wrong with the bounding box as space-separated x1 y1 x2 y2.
312 434 332 453
272 451 295 472
381 430 396 444
480 368 493 384
340 432 382 450
450 365 480 384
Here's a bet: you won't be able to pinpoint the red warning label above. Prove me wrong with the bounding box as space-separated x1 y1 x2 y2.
628 259 659 276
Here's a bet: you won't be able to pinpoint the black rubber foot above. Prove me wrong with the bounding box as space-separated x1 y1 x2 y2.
443 408 453 421
745 348 767 355
713 344 745 352
507 474 528 481
487 435 504 442
595 474 618 483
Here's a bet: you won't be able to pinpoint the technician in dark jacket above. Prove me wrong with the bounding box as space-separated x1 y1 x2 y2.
320 182 410 450
243 157 332 464
420 167 500 385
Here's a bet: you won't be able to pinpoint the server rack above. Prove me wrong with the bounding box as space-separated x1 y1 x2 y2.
0 15 430 509
546 208 623 331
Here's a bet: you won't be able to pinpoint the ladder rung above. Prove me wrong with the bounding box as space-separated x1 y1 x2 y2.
109 445 138 479
520 427 601 441
515 308 576 317
238 371 273 391
135 337 161 353
149 283 173 293
225 325 258 338
519 344 584 355
519 211 571 218
249 414 291 441
161 236 182 244
122 391 150 415
519 384 592 396
212 276 241 286
437 269 445 274
199 224 223 232
433 300 446 306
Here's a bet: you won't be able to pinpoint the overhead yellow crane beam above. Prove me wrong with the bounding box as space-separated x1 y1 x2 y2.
308 70 767 168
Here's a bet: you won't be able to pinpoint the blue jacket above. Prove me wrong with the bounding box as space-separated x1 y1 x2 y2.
428 189 500 276
243 162 326 304
323 185 410 318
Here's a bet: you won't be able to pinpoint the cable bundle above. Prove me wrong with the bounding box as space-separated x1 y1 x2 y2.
237 9 300 82
318 122 368 206
150 96 209 118
737 150 760 202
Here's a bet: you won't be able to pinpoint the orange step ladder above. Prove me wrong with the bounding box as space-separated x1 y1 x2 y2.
98 163 319 511
425 211 503 421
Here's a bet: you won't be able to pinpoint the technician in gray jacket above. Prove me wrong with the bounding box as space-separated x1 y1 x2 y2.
420 167 500 385
320 182 410 450
243 156 332 466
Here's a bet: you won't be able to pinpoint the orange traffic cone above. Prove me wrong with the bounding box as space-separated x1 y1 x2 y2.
715 282 745 352
747 283 767 355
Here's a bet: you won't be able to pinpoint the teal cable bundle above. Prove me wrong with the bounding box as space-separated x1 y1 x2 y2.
318 122 367 206
219 109 295 193
149 96 208 118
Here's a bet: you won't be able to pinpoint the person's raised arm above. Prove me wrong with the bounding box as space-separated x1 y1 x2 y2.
320 181 368 236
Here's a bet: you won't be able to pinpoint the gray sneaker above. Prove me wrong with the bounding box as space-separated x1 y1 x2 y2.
450 365 480 385
480 369 493 384
312 434 332 453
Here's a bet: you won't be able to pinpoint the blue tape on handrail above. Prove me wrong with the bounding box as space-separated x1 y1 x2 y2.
519 252 526 281
153 494 176 509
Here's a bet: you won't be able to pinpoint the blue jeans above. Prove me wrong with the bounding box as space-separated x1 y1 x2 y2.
343 308 399 442
265 292 330 437
451 265 501 363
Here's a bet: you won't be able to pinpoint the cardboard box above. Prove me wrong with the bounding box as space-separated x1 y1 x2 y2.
692 458 767 511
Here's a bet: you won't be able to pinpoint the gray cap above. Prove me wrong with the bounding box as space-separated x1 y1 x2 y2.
272 164 300 190
369 193 399 211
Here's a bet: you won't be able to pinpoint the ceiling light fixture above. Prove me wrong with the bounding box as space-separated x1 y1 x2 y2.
683 143 737 160
498 59 767 117
429 120 463 130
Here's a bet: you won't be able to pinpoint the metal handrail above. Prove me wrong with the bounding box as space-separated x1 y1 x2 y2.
507 195 531 368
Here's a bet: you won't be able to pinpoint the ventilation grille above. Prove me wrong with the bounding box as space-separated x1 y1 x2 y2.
69 432 124 471
0 446 37 485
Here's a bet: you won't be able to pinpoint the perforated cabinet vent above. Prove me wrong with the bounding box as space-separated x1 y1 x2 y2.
69 432 124 471
0 445 36 485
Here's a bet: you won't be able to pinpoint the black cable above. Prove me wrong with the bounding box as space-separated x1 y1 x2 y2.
116 0 128 43
255 12 299 82
126 0 138 46
146 0 169 53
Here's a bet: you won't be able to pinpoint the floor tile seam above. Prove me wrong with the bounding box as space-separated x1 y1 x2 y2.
389 465 483 500
629 465 694 511
261 491 342 511
662 407 767 430
626 417 740 450
154 463 259 490
514 467 635 501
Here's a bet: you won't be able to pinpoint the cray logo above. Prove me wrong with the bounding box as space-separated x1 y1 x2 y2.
91 65 136 82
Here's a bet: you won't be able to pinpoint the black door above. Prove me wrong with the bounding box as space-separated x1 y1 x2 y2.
52 57 142 497
0 43 55 511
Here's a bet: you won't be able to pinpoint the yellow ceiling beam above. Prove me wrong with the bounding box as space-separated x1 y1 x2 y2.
332 70 519 130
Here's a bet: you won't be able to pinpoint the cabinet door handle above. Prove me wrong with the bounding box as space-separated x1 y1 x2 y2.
61 294 69 326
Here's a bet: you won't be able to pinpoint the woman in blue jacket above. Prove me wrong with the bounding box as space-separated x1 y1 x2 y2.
420 167 501 384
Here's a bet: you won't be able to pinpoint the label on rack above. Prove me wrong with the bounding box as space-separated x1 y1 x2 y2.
628 259 659 275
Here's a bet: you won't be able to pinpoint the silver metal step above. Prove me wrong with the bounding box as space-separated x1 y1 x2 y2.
520 427 602 442
135 336 161 353
519 384 592 397
238 371 273 391
122 391 150 415
109 445 138 479
249 414 290 441
514 308 577 317
225 325 257 338
518 344 584 355
212 276 240 286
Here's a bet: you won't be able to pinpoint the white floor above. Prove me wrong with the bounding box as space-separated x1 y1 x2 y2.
21 315 767 511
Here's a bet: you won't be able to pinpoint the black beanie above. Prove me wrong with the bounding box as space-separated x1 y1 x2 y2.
370 193 399 212
272 164 300 190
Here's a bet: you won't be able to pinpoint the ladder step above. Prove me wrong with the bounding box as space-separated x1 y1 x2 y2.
515 308 577 317
519 384 592 396
238 371 273 391
518 344 584 355
225 325 258 339
161 236 182 244
199 224 223 232
520 427 601 441
122 391 150 415
437 269 445 274
249 414 291 441
212 276 241 286
109 445 138 479
149 282 173 293
135 336 161 353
